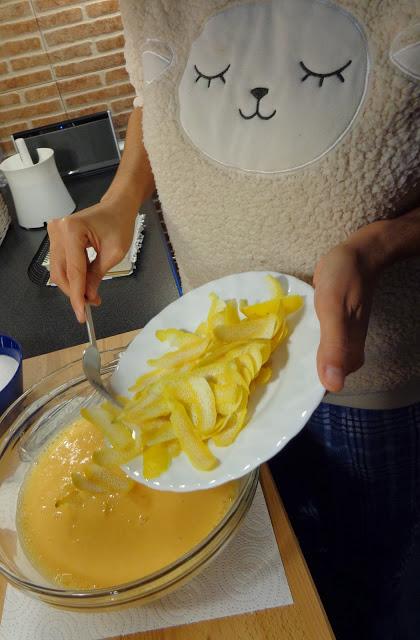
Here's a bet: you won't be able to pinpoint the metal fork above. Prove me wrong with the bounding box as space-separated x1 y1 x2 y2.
82 303 123 407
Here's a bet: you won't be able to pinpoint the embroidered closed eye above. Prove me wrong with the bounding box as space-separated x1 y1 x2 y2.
299 60 352 87
194 63 231 87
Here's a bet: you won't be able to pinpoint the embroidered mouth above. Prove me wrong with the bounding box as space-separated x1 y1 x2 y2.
239 106 277 120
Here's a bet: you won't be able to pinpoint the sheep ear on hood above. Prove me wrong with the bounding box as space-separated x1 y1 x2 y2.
390 23 420 81
142 40 174 85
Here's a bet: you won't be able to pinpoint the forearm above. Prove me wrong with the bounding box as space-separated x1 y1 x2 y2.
344 205 420 273
101 107 155 215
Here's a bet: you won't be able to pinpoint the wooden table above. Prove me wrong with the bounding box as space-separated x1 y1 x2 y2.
0 332 334 640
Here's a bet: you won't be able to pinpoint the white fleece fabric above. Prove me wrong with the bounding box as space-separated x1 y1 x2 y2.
120 0 420 402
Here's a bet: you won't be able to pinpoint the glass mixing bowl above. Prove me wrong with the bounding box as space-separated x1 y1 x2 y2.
0 348 258 610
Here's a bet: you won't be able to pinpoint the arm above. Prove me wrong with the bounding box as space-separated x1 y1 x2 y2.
48 108 155 323
344 207 420 269
314 206 420 392
101 107 154 210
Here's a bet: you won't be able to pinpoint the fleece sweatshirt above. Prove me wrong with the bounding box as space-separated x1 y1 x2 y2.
120 0 420 409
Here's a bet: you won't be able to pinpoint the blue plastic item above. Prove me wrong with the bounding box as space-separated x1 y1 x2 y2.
0 335 23 417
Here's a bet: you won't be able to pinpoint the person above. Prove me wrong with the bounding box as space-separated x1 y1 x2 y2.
48 1 420 638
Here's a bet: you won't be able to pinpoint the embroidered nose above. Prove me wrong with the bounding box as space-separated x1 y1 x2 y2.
250 87 269 100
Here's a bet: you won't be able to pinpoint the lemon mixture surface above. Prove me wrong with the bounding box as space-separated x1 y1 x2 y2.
17 418 237 589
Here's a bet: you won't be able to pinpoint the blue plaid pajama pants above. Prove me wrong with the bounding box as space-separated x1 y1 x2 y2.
269 401 420 640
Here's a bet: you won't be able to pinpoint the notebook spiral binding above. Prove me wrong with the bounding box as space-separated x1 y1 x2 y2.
27 232 50 287
153 195 183 296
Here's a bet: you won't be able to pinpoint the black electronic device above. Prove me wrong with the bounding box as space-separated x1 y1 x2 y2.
11 110 121 177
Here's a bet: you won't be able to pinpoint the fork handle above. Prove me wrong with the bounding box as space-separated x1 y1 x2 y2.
85 303 97 349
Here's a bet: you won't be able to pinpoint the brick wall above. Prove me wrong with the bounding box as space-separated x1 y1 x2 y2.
0 0 135 157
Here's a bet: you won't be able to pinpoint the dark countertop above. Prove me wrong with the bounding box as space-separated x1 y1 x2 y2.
0 168 180 359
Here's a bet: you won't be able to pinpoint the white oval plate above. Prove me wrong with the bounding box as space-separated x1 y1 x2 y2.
111 271 324 491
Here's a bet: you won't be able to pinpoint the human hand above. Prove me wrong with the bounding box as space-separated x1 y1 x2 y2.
313 243 378 393
47 199 137 323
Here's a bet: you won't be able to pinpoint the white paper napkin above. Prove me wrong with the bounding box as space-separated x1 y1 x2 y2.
0 484 292 640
